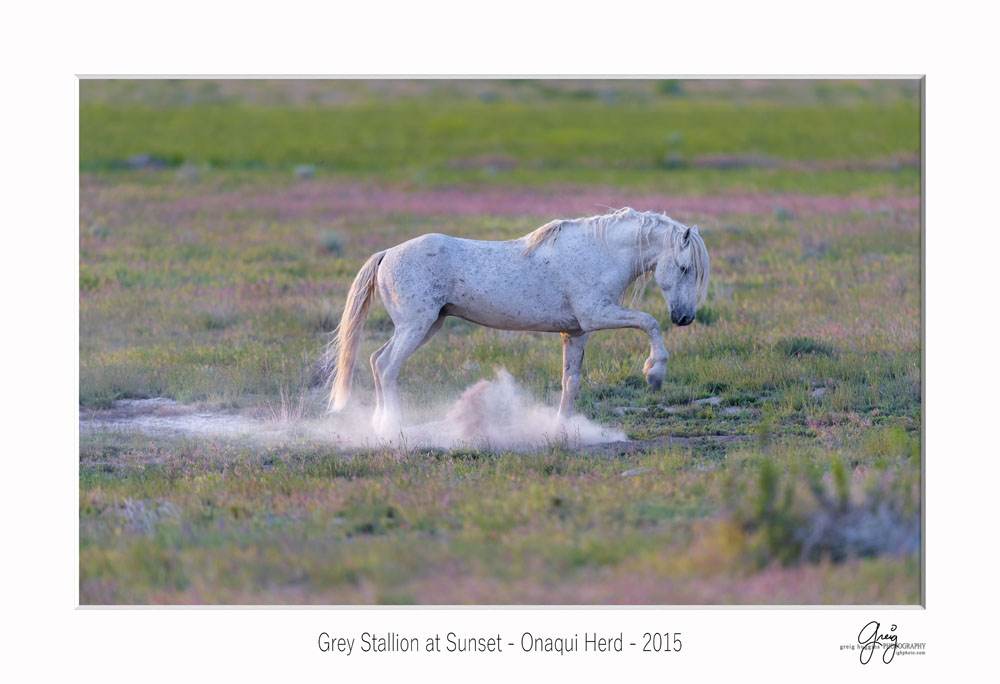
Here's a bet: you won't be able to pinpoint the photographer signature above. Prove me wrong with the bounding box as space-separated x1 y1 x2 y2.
858 621 898 664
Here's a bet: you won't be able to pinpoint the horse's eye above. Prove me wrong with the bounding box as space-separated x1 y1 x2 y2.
679 265 690 275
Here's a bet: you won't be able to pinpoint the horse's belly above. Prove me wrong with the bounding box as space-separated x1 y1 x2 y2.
443 297 579 333
442 243 579 332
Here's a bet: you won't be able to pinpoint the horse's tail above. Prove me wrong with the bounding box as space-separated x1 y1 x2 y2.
328 250 387 412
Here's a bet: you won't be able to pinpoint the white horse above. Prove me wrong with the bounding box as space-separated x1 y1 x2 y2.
328 207 710 434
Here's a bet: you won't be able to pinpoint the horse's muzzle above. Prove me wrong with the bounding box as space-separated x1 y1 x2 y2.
671 313 694 326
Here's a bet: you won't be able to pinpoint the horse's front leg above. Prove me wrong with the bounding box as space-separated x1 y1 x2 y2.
557 332 589 419
578 304 669 390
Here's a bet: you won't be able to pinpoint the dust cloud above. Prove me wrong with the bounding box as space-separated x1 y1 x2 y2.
80 369 627 451
405 369 625 448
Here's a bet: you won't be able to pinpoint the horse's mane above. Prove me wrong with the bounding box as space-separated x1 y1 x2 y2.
523 207 710 306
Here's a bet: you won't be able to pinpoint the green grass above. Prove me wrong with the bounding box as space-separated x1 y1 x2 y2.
80 82 920 195
79 433 919 604
81 100 919 168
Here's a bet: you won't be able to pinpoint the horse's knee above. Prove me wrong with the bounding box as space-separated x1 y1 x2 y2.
641 312 662 336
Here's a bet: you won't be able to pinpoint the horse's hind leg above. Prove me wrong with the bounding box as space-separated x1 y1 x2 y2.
557 332 589 419
370 316 444 432
419 315 445 348
373 316 442 436
369 339 391 430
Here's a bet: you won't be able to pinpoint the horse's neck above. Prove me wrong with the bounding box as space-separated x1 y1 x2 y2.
611 220 668 280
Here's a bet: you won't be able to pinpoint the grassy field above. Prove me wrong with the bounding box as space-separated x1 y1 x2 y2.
79 79 921 604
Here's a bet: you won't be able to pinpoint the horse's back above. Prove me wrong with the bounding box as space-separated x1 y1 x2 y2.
382 232 524 279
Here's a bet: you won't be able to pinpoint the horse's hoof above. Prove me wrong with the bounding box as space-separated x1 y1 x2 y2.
646 374 663 391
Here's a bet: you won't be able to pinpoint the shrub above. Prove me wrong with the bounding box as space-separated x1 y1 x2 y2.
726 453 919 566
774 336 833 358
320 230 349 256
695 305 721 325
656 80 685 96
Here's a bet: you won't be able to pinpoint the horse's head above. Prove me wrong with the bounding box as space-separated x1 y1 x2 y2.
654 224 710 326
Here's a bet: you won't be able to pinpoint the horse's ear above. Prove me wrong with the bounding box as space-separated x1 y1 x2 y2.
682 226 693 244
